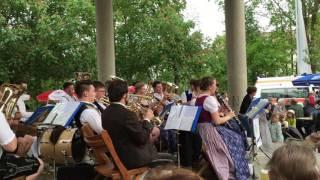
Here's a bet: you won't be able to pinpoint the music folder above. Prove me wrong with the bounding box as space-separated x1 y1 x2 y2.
164 105 202 132
25 105 55 125
42 102 83 127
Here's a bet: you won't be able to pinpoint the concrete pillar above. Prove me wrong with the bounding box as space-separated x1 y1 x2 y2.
224 0 247 112
95 0 115 83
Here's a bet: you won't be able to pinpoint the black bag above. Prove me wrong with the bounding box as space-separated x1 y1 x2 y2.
57 164 97 180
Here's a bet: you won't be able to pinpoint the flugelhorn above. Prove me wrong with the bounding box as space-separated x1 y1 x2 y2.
97 96 110 107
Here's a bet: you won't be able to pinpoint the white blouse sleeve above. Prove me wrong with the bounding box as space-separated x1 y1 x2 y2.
203 96 220 114
0 113 15 146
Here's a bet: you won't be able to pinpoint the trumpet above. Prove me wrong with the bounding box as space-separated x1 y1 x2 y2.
97 96 110 107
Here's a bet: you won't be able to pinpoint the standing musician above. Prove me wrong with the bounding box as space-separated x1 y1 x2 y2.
196 76 249 180
93 80 107 113
74 80 103 134
0 111 44 180
102 79 173 169
179 79 202 168
48 81 77 103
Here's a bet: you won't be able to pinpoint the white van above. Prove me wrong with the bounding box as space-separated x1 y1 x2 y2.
255 76 316 104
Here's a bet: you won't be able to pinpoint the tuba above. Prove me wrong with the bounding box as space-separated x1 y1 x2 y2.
110 75 125 81
0 84 24 119
75 72 91 81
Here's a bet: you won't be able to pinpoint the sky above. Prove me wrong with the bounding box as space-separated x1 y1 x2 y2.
183 0 271 41
183 0 225 40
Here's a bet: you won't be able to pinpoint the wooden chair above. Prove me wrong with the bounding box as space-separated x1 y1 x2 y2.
81 124 149 180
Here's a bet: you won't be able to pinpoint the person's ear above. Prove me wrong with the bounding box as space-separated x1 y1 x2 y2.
123 93 127 100
84 91 88 97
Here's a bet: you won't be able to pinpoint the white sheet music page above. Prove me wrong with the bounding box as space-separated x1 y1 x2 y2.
164 105 182 130
179 106 199 131
43 102 81 126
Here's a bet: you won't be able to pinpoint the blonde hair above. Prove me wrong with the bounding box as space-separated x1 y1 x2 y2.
143 166 203 180
267 144 320 180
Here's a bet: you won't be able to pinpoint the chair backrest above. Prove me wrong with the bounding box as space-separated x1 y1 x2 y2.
100 130 131 180
81 124 113 167
81 124 131 180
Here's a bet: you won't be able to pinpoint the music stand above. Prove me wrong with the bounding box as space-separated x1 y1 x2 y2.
164 105 202 167
245 98 270 178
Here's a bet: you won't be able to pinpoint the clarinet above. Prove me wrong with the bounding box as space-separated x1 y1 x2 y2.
215 93 246 133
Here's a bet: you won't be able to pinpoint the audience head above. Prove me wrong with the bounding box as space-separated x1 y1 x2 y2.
93 81 106 99
75 80 95 102
271 113 280 123
152 81 163 94
134 81 146 95
287 110 295 118
267 144 320 180
189 79 200 92
246 86 257 97
291 99 298 105
277 98 285 106
108 79 128 103
143 166 203 180
63 81 75 96
199 76 216 95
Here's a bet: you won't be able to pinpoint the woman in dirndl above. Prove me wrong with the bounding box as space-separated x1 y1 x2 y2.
196 76 249 180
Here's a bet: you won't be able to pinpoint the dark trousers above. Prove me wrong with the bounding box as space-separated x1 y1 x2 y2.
179 131 202 167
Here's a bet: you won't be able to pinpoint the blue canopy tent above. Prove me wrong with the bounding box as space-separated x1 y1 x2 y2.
292 74 320 86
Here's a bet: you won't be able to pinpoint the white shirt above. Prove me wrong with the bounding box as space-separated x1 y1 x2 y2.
198 94 220 114
80 102 103 134
16 94 33 122
153 92 164 101
0 112 16 157
48 90 77 103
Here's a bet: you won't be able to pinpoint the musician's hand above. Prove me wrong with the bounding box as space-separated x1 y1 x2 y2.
144 109 154 121
227 111 235 119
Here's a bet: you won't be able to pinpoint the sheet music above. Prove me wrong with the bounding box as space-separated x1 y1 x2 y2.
43 102 81 126
253 116 263 147
179 106 199 131
164 105 182 130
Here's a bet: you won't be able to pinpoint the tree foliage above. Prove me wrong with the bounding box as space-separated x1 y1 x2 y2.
1 0 320 101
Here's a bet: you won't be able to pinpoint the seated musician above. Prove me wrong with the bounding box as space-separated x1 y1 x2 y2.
196 76 249 180
134 81 160 143
74 80 103 134
15 81 33 122
0 111 43 180
93 80 107 113
48 81 77 103
102 79 172 169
